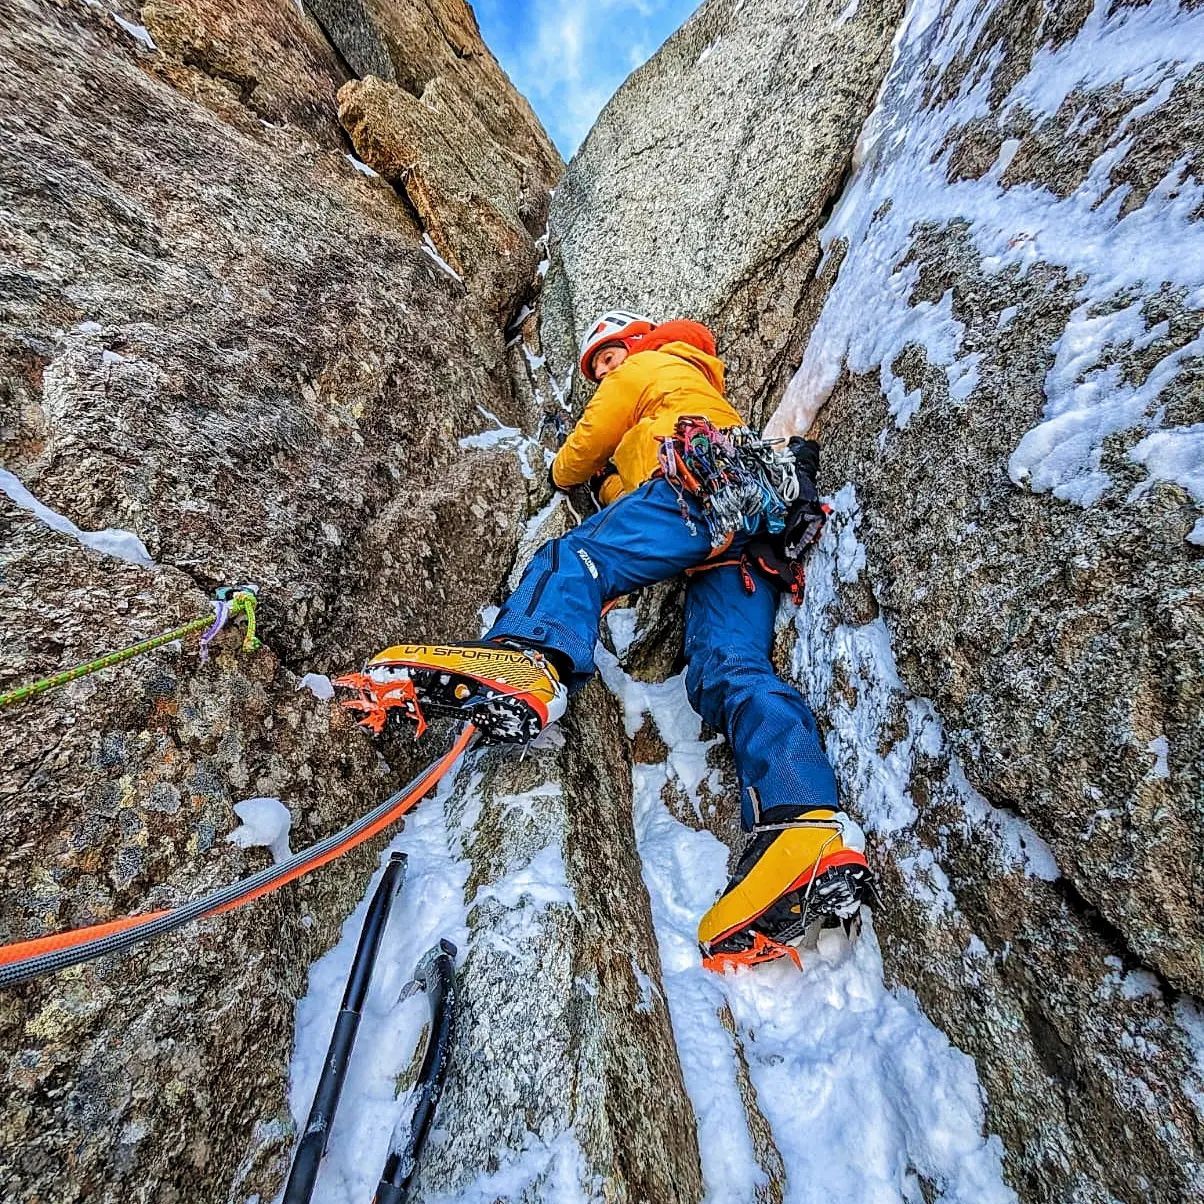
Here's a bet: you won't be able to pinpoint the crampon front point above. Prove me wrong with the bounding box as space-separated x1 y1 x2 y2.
335 642 566 743
702 930 803 973
333 670 427 736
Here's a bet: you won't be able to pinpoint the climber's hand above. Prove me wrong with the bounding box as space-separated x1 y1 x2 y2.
589 465 619 510
788 437 821 500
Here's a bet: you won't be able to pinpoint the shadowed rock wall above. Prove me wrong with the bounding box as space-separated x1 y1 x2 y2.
0 0 559 1199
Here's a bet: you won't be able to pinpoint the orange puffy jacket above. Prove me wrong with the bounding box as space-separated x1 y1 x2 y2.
551 324 743 504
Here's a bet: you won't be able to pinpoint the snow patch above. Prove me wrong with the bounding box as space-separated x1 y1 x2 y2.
605 606 639 658
432 1130 591 1202
472 842 575 914
791 486 1060 910
596 646 722 819
631 957 661 1014
458 404 546 481
1174 998 1204 1114
0 467 154 566
766 0 1204 521
113 14 157 50
1146 735 1171 780
420 235 463 283
495 782 562 823
296 673 335 701
1128 422 1204 525
227 797 292 865
601 646 1016 1203
285 766 472 1203
951 761 1060 882
345 153 378 178
1009 316 1204 507
458 423 525 452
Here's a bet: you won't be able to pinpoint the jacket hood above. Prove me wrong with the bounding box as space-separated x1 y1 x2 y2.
649 340 726 394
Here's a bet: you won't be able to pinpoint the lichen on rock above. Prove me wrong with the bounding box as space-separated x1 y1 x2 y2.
0 0 559 1199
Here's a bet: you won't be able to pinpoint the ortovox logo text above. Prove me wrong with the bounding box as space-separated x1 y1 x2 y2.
576 549 599 579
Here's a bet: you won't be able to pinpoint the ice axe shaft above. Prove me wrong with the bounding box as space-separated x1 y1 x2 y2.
283 852 407 1204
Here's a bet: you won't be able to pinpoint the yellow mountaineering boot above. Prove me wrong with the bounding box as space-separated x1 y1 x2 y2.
335 641 567 743
698 807 875 972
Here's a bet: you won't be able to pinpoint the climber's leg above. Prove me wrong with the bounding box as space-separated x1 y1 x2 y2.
348 480 722 741
683 564 836 828
487 478 717 687
684 565 873 969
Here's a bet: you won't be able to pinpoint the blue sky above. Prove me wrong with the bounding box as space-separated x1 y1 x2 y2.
473 0 701 158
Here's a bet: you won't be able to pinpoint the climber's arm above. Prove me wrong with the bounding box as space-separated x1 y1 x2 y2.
551 366 644 487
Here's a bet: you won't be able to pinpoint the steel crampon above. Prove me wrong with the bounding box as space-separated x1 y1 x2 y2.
702 929 803 973
333 670 428 736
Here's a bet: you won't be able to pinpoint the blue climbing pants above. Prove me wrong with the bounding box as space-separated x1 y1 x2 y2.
487 478 837 829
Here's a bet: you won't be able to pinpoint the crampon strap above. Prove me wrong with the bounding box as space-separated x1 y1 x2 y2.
334 671 428 737
702 930 803 974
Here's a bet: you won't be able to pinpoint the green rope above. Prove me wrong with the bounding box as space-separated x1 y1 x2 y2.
227 590 262 653
0 590 261 711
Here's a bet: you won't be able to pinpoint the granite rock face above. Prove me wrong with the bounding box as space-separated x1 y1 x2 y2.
0 0 558 1199
775 2 1204 1197
5 0 1203 1199
413 683 705 1203
334 0 561 322
540 0 906 423
540 0 1203 1200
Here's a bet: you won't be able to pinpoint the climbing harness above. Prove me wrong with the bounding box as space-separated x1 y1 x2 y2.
284 852 409 1204
0 586 261 711
0 726 477 988
659 418 829 603
656 417 800 548
374 939 458 1204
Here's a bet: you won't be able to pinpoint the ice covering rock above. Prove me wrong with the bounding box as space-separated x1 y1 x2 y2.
539 0 1204 1199
410 688 704 1202
0 468 154 567
6 0 1203 1201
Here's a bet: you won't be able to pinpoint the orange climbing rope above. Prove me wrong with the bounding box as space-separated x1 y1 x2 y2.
0 725 477 988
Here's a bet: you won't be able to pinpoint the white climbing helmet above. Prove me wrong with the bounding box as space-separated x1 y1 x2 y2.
577 310 655 382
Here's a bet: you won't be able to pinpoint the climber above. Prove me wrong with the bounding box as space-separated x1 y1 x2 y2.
348 311 874 970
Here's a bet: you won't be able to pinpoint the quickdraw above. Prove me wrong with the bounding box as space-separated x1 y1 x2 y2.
0 586 261 711
656 417 800 548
